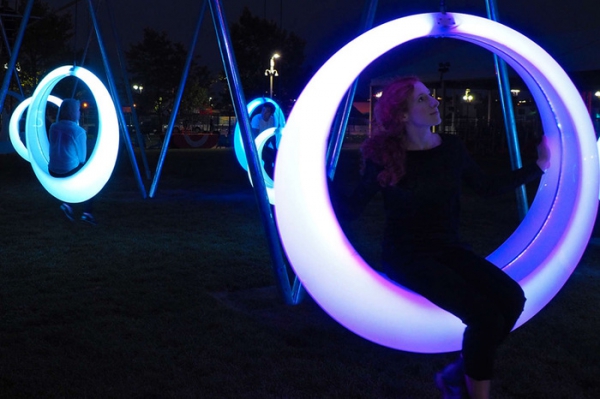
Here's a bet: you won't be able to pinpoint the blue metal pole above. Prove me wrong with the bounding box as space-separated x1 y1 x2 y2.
326 0 378 180
0 18 25 98
208 0 297 304
485 0 529 220
149 0 207 198
0 0 33 113
85 0 147 199
105 0 152 180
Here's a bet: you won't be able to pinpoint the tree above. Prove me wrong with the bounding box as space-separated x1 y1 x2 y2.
126 28 185 123
0 0 73 94
179 64 212 115
126 28 213 127
228 7 307 111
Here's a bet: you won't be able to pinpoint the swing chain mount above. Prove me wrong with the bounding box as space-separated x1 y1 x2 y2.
436 12 456 29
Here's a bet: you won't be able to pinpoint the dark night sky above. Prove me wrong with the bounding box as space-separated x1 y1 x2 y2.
44 0 600 97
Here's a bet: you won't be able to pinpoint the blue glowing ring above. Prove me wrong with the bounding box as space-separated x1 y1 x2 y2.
233 97 285 171
25 66 119 203
246 126 279 204
275 13 598 353
9 95 63 161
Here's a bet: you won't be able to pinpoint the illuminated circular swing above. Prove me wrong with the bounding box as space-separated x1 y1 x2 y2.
9 95 63 161
274 13 599 353
24 65 119 204
233 97 285 204
250 126 279 202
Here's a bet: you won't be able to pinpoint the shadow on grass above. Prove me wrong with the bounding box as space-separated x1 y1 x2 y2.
0 148 598 398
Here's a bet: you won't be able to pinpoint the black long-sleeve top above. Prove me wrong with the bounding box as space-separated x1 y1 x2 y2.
337 134 543 259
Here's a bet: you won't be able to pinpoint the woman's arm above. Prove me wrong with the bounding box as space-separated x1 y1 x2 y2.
461 137 547 197
536 135 551 171
330 160 382 221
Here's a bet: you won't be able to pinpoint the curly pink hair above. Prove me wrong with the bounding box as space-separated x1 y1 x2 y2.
361 76 419 186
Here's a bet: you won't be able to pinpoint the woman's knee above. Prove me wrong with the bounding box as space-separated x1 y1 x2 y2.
504 280 526 320
466 311 505 337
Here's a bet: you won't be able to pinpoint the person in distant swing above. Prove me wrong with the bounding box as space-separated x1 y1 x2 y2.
250 102 276 138
48 98 97 226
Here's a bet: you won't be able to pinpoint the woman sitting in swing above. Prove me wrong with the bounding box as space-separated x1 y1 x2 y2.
334 76 550 399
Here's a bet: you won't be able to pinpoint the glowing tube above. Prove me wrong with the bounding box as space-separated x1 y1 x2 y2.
25 66 119 203
9 95 63 161
232 97 285 204
274 13 598 353
246 126 279 204
233 97 285 171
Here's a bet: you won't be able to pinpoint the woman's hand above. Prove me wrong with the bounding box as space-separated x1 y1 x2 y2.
536 135 551 171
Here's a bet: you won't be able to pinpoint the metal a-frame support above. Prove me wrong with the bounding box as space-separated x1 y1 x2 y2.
326 0 379 179
103 0 152 181
84 0 147 198
484 0 528 220
0 12 25 99
71 0 152 185
208 0 377 304
148 0 208 199
147 0 306 304
208 0 303 305
0 0 33 112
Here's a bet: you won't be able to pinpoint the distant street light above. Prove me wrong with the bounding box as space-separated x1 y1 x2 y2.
463 88 473 102
4 62 21 72
463 88 474 122
265 53 280 98
133 84 144 94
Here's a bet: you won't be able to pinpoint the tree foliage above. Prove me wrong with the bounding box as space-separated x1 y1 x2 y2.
228 7 307 111
126 28 212 125
180 64 212 115
0 0 73 93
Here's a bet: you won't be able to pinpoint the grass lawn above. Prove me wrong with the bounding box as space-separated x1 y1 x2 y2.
0 147 598 398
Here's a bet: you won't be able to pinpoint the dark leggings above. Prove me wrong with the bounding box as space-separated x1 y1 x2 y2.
383 246 525 381
49 166 94 214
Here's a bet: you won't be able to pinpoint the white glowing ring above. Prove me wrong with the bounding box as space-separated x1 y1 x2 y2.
233 97 285 171
597 142 600 199
9 95 63 160
25 66 119 203
275 12 598 353
246 126 279 204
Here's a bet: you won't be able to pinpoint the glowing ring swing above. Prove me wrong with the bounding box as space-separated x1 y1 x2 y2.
25 66 119 204
250 126 279 202
275 12 598 353
9 95 63 160
233 97 285 204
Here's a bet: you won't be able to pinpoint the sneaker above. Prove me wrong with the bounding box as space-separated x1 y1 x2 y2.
60 203 75 222
435 358 468 399
80 212 97 226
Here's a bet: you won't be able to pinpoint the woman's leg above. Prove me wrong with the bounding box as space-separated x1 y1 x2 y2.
465 377 490 399
444 247 526 342
384 247 525 390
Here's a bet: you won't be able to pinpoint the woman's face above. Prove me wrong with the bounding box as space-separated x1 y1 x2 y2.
403 82 441 129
